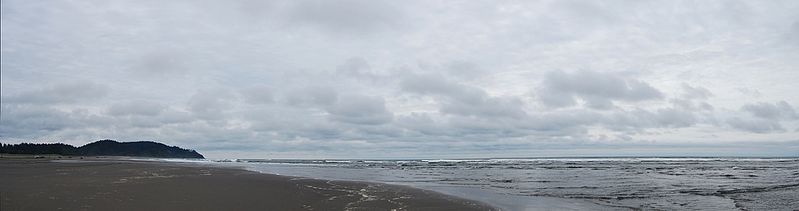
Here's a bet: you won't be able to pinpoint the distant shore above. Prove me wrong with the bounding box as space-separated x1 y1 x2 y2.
0 155 493 211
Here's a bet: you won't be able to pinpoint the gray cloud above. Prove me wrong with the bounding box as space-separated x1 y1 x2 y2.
401 74 526 119
617 108 699 129
326 94 393 125
670 98 714 112
2 0 797 158
741 101 797 120
284 86 339 107
0 103 114 140
538 70 663 109
440 96 526 119
336 57 384 82
723 101 798 133
727 117 785 133
400 74 482 100
285 0 404 34
446 61 487 80
0 104 74 134
394 113 448 136
2 81 108 105
107 100 166 117
241 85 274 105
787 21 799 46
188 89 237 121
681 83 713 100
155 109 194 125
130 50 190 78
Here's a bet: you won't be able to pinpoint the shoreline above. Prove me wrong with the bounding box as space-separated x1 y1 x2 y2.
222 159 628 211
0 156 495 211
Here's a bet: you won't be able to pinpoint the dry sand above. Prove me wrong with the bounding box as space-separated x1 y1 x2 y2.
0 156 493 211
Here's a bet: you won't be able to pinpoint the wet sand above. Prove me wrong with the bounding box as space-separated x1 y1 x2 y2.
0 157 493 211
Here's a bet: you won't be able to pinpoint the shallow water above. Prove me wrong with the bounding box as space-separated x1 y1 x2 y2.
214 158 798 210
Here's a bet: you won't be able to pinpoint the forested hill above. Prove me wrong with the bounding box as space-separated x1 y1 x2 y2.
0 140 204 159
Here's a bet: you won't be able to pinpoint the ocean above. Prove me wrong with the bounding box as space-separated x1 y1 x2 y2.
211 157 798 210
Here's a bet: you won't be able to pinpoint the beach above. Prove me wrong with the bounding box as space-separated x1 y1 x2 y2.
0 156 493 211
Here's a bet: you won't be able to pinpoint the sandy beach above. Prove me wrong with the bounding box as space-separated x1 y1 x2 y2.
0 156 493 211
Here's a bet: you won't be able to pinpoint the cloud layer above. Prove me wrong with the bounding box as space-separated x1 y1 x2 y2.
2 0 798 158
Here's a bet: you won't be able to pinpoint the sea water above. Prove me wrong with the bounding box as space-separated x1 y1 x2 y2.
213 158 798 210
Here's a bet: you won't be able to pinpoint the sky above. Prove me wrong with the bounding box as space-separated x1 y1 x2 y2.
1 0 798 159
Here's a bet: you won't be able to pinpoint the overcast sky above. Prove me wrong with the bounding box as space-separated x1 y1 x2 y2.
2 0 798 158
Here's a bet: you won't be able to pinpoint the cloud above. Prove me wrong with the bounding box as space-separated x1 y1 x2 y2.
681 83 713 100
626 108 698 128
284 86 339 107
130 50 190 78
741 101 797 120
241 85 274 104
446 61 487 80
400 74 527 119
107 100 166 116
399 74 488 106
736 88 762 98
188 89 237 121
284 0 404 34
0 103 113 139
394 113 448 136
0 104 74 134
2 81 108 105
335 57 386 82
726 117 785 133
2 0 798 158
537 70 663 109
721 101 798 134
326 94 393 125
157 109 194 125
787 21 799 46
440 96 526 119
400 74 482 99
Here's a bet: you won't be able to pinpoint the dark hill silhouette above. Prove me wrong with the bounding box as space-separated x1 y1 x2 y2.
0 140 204 159
0 143 78 155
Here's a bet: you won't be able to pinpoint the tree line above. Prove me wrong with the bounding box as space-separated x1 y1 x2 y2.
0 140 204 158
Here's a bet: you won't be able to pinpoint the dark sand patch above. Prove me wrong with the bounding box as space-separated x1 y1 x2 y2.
0 157 493 211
